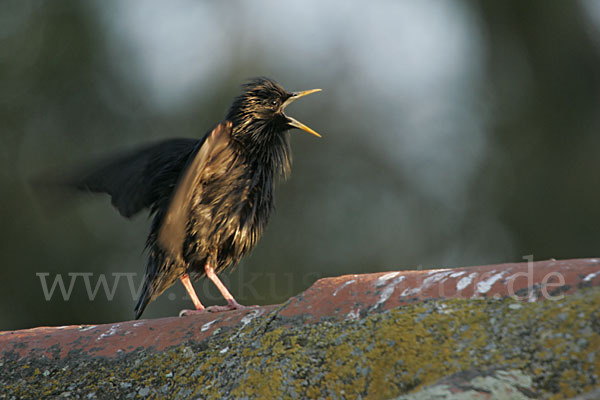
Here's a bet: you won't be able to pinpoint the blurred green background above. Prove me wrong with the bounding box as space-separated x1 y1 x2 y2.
2 1 599 330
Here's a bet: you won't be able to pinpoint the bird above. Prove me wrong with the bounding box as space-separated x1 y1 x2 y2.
73 77 322 319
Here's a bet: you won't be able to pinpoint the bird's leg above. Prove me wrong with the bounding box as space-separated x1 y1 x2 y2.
178 273 206 317
204 263 249 312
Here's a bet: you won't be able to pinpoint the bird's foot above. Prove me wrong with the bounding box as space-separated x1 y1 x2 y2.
179 301 258 316
178 308 206 317
205 300 257 313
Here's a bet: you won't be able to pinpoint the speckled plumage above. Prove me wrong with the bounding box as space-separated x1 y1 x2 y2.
74 78 320 318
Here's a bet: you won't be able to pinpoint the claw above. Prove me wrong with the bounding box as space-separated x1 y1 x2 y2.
179 308 206 317
205 302 258 313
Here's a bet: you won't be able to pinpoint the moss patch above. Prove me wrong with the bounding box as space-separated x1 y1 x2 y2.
1 287 599 399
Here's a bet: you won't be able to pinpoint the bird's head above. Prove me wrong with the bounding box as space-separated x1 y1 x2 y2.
226 78 321 147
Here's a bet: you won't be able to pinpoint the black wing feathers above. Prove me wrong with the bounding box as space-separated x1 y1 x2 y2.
73 138 201 218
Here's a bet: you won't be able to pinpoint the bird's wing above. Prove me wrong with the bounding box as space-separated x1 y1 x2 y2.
73 138 201 218
157 121 233 260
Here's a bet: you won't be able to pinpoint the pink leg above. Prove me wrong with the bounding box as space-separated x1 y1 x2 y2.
179 273 206 317
204 263 250 312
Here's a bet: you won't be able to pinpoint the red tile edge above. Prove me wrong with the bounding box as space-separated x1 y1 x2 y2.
278 258 600 320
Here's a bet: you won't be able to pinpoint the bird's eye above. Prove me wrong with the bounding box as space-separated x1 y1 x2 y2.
270 99 279 107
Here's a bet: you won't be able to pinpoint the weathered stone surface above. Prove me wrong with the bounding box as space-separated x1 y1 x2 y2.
1 258 599 399
392 368 537 399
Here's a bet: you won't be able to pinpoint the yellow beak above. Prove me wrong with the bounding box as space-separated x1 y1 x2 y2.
282 88 322 138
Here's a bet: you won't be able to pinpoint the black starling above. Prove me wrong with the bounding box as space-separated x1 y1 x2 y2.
75 78 321 319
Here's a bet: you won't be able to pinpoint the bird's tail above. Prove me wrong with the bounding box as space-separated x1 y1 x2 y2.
134 248 183 319
134 277 153 320
134 249 162 319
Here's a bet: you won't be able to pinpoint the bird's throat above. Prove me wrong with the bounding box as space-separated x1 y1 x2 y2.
232 123 292 180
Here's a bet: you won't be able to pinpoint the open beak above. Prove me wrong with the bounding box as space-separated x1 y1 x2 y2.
282 88 322 138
